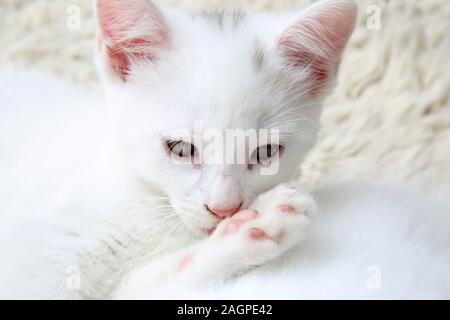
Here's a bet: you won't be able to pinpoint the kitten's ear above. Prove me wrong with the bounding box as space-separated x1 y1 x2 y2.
95 0 170 82
277 0 357 96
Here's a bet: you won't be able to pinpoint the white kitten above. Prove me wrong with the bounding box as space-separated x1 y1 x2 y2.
0 0 449 300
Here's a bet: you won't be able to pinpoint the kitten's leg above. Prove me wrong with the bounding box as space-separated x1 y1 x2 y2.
115 184 315 298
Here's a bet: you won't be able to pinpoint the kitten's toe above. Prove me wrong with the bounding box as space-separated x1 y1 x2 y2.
213 209 259 237
251 184 317 218
276 204 297 214
247 228 269 241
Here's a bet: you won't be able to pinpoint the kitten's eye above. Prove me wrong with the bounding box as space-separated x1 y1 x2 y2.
255 144 282 165
166 140 197 158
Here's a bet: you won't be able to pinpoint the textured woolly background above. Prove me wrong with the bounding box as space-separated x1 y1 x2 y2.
1 0 449 204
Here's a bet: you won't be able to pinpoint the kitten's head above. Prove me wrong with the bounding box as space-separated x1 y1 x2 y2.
95 0 356 236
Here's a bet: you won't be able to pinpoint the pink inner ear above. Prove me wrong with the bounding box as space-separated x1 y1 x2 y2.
278 34 329 96
106 39 158 82
97 0 169 81
277 2 356 96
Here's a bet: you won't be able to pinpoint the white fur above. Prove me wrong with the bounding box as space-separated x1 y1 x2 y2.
116 182 450 299
0 0 449 299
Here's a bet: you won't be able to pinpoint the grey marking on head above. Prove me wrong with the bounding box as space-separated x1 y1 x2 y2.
231 12 245 27
201 10 225 30
200 10 246 31
253 40 266 71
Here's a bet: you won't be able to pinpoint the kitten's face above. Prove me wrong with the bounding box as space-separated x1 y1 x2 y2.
96 0 356 236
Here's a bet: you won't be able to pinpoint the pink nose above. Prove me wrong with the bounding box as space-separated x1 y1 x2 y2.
205 204 242 218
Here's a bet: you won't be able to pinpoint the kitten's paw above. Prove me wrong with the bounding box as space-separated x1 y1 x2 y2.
209 184 315 266
248 184 316 250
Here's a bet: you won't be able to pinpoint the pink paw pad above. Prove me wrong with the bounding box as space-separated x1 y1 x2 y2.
233 209 258 221
221 210 258 236
222 220 242 235
277 204 297 214
248 228 268 241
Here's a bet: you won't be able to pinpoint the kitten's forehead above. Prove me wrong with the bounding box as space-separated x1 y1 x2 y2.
148 46 277 130
127 9 313 135
175 64 275 130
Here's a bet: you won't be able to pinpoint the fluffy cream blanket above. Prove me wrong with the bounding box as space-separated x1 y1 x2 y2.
1 0 449 204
